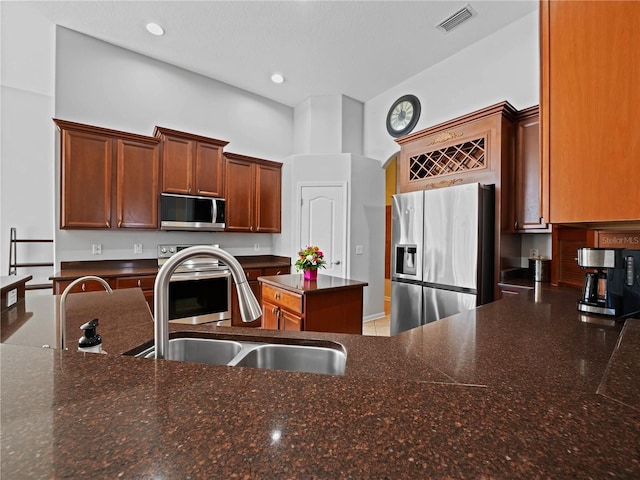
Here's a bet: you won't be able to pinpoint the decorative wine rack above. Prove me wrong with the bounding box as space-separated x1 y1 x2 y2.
408 137 486 181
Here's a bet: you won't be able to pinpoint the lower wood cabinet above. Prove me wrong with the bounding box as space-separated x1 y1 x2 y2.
258 276 366 335
54 277 117 295
231 265 289 327
54 274 156 313
115 275 156 313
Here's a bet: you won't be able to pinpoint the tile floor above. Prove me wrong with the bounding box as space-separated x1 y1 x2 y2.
362 315 391 336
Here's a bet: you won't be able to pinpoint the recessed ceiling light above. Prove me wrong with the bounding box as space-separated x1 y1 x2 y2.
271 73 285 84
146 23 165 36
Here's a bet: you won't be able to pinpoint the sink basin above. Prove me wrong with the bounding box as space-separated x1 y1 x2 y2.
230 344 347 376
133 335 346 376
137 338 243 366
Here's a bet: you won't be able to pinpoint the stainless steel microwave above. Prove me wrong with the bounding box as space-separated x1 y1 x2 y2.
160 193 225 231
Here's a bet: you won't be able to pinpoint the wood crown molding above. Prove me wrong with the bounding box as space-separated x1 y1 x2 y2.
53 118 159 144
153 126 229 147
395 100 519 146
224 151 282 168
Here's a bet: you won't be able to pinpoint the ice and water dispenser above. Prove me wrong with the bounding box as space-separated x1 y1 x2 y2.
395 245 418 277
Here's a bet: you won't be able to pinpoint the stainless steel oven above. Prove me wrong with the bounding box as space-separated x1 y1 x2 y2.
158 244 232 324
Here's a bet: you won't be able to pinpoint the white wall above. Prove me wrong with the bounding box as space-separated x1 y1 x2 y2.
288 153 385 320
363 10 539 164
52 27 294 264
1 3 56 285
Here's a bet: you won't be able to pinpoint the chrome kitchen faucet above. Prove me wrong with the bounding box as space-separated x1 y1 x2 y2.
59 276 113 350
153 246 262 360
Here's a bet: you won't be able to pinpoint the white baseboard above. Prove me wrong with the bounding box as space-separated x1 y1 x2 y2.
363 311 386 323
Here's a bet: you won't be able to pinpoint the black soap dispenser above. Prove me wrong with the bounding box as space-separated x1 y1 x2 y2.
78 319 106 354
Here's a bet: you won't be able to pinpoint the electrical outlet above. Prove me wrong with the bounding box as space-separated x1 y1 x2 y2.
92 244 102 255
529 248 539 258
355 245 364 255
134 243 143 254
254 244 260 252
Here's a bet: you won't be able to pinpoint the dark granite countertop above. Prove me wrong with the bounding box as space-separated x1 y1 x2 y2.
50 255 292 281
0 275 32 293
258 273 368 294
2 284 639 478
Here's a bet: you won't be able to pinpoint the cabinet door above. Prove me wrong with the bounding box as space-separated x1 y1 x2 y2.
161 135 193 195
542 0 640 223
261 301 280 330
231 277 262 327
281 310 303 331
116 139 159 229
194 142 224 197
116 275 156 312
61 129 112 229
255 163 281 233
225 157 254 232
514 110 548 232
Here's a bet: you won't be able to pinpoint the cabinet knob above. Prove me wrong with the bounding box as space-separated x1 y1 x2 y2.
106 220 111 228
276 270 281 275
274 292 280 299
137 280 141 287
81 283 86 292
118 220 122 228
514 221 519 230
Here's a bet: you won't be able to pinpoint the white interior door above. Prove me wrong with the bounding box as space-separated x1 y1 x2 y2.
298 183 347 278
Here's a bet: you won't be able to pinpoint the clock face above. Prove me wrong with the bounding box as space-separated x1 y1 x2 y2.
386 95 421 138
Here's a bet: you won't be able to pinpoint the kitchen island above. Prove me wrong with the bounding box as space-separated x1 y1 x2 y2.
259 273 368 334
1 284 639 478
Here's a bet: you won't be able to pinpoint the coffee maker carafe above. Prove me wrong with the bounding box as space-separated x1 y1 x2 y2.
577 248 624 316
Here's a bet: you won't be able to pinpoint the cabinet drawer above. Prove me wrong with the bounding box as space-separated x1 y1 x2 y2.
116 275 156 290
56 278 115 294
262 284 303 314
243 269 262 281
263 266 289 276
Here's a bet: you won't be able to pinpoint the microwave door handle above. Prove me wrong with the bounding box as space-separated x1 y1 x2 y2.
211 200 217 223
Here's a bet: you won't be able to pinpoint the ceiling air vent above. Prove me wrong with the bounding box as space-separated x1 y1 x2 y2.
437 4 475 33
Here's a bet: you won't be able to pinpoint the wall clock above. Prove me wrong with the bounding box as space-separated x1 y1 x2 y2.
386 94 421 138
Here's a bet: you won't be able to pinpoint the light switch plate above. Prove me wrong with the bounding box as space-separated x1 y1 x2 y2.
529 248 539 258
7 289 17 307
355 245 364 255
92 244 102 255
134 243 143 254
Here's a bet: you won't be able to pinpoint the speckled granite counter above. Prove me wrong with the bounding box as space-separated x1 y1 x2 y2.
49 255 292 282
2 285 639 478
258 273 368 294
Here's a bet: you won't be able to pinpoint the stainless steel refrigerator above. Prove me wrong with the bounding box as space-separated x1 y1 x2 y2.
390 183 494 335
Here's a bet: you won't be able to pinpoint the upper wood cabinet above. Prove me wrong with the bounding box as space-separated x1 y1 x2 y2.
541 0 640 224
513 106 549 233
224 152 282 233
154 127 228 198
116 138 160 229
55 119 160 230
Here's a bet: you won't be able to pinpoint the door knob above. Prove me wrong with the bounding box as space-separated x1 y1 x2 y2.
333 260 341 265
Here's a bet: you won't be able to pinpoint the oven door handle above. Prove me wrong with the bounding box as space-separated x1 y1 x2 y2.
169 270 232 282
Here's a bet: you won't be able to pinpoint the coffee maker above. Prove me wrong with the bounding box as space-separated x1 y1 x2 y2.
577 247 640 318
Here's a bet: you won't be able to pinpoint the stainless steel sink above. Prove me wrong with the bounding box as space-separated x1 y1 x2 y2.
229 344 347 376
134 336 346 376
137 338 243 366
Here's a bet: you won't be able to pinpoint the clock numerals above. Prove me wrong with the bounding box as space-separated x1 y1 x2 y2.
390 102 413 130
386 95 421 138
